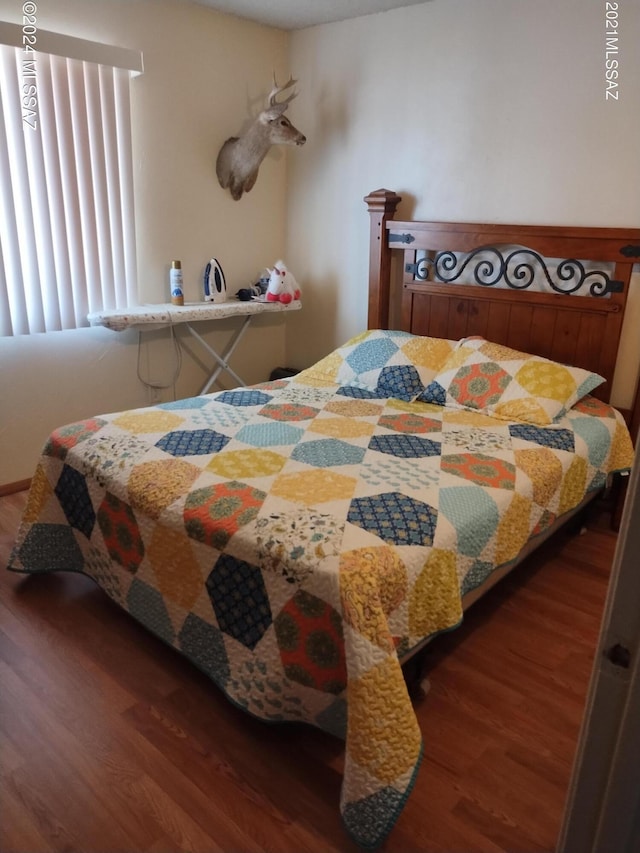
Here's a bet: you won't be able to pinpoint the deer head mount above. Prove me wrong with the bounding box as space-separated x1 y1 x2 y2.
216 76 307 201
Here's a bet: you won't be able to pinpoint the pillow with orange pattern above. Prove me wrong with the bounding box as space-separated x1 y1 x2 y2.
415 337 605 425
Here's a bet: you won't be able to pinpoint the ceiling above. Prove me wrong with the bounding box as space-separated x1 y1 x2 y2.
190 0 430 30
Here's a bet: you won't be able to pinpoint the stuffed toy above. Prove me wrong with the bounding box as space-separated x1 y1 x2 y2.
266 261 301 304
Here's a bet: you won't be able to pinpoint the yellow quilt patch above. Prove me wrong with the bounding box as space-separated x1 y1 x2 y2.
113 410 185 433
22 463 53 523
401 335 454 371
340 546 408 651
347 656 422 784
271 469 357 505
148 526 204 611
495 492 532 565
207 449 286 479
409 548 461 637
127 459 199 519
310 417 375 439
515 360 577 402
559 456 588 515
514 448 564 506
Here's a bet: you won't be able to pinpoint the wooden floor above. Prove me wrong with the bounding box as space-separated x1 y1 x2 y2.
0 490 616 853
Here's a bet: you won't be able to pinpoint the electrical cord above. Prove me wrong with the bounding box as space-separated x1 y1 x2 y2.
136 318 182 401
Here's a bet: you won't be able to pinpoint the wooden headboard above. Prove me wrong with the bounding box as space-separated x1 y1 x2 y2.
365 188 640 410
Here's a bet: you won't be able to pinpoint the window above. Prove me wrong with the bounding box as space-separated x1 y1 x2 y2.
0 23 142 335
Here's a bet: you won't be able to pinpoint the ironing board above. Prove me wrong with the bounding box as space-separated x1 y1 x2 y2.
88 300 302 393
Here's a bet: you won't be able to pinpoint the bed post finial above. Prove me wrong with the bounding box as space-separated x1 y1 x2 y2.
364 189 401 330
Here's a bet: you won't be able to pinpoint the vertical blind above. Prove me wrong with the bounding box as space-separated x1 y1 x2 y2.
0 43 138 335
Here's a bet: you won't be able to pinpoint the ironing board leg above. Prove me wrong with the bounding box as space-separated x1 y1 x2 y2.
184 316 252 394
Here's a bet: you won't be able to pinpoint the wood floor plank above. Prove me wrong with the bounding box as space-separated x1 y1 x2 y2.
0 660 164 852
161 687 353 851
4 572 183 702
452 795 549 853
2 773 68 853
0 782 54 853
123 698 337 853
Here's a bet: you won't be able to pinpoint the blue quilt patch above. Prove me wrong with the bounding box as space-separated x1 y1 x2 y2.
157 397 211 411
348 491 437 546
179 612 231 686
439 486 499 558
292 438 366 467
156 429 230 456
369 434 441 459
235 422 304 447
207 555 273 650
509 424 575 452
215 390 272 407
571 417 610 467
54 464 95 538
346 337 399 373
461 559 496 596
342 786 405 849
376 364 425 401
17 523 84 572
127 577 176 644
416 380 446 405
337 386 381 399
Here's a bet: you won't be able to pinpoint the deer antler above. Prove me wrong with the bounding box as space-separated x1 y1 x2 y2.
267 75 298 114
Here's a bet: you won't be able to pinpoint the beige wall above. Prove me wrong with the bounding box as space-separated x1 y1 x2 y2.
286 0 640 408
0 0 300 484
2 0 639 485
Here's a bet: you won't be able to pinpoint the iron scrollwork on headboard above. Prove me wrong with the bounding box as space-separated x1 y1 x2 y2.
405 246 624 297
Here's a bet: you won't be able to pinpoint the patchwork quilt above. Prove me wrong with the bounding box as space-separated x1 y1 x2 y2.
8 374 634 848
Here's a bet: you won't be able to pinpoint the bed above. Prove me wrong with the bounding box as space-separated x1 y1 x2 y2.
8 190 638 849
